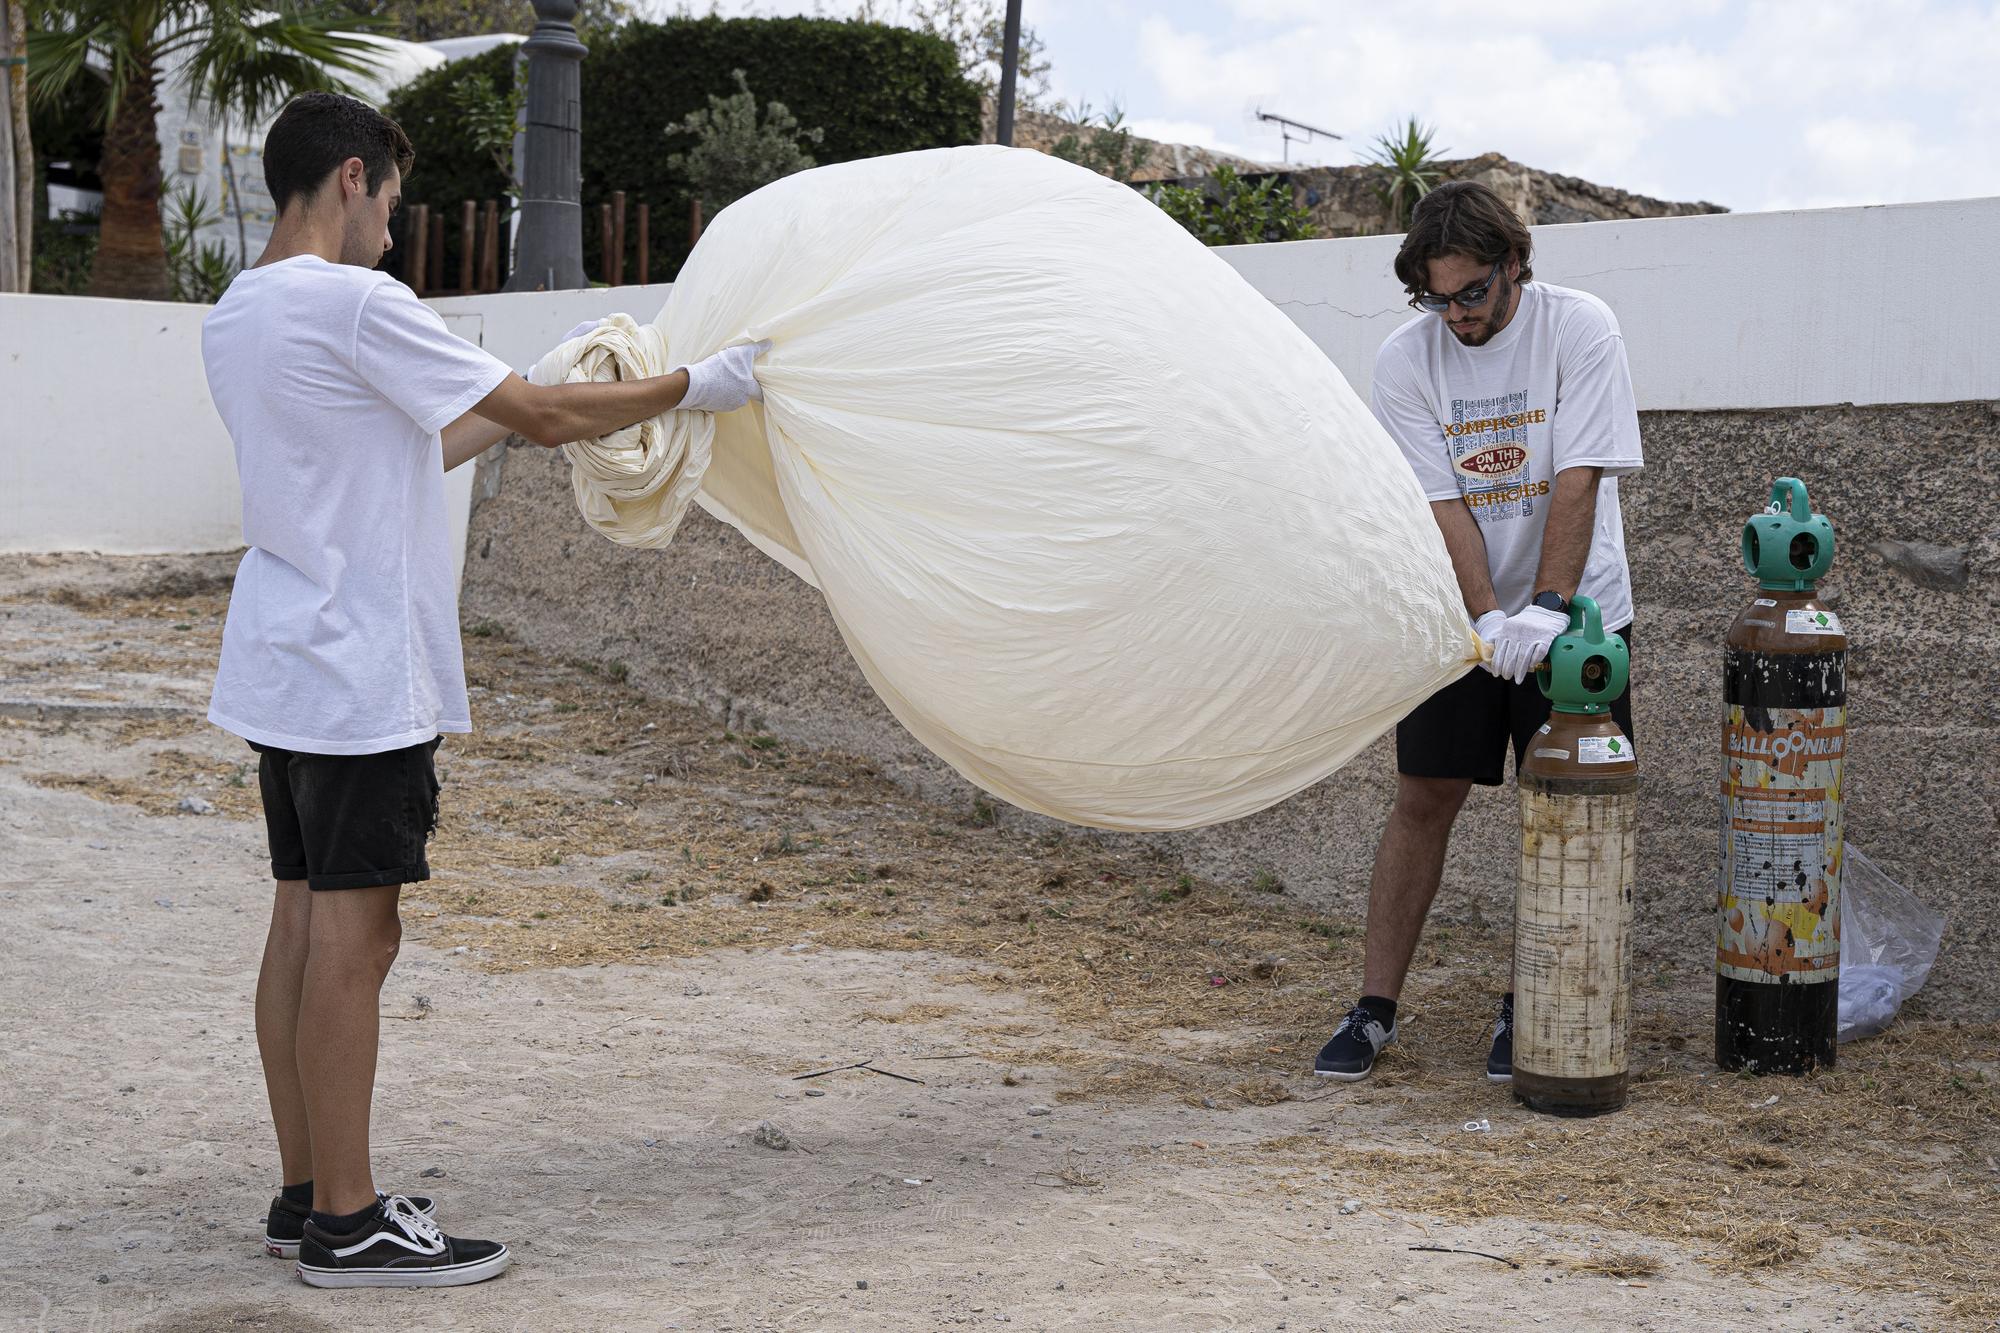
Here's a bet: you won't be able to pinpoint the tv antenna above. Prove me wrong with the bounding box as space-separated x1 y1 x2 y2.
1255 109 1342 163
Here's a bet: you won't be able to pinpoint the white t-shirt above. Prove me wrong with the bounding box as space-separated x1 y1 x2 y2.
202 255 511 754
1370 281 1644 630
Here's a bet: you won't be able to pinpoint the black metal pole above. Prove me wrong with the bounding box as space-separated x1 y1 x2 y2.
503 0 587 292
995 0 1022 147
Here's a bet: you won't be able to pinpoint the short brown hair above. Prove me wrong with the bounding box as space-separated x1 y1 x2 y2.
263 92 415 213
1392 181 1534 299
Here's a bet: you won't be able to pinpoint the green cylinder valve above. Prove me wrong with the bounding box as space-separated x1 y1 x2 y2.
1742 477 1835 591
1537 594 1630 715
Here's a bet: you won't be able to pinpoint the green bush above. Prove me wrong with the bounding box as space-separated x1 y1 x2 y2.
384 15 981 286
1149 165 1318 247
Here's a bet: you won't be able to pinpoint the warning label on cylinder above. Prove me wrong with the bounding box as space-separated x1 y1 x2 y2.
1784 608 1843 637
1576 734 1631 764
1718 705 1844 984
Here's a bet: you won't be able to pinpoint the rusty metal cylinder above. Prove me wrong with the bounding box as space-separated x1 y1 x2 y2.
1716 478 1845 1074
1514 597 1638 1117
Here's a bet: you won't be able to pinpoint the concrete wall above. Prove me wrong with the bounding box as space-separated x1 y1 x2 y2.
457 199 2000 1021
0 292 485 582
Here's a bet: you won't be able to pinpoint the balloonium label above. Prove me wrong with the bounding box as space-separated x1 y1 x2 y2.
1718 704 1845 983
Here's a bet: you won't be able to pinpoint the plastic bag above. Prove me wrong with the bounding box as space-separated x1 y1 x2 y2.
545 146 1478 831
1837 846 1945 1040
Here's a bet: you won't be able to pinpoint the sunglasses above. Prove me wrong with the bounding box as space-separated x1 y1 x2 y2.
1411 261 1504 313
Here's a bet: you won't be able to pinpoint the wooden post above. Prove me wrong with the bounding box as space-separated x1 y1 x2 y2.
599 203 612 285
636 203 649 286
459 200 476 294
689 197 703 247
479 200 499 291
428 211 446 293
408 204 429 295
610 189 626 288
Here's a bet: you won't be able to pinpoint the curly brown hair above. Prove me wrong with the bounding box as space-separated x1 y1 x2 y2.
1392 181 1534 299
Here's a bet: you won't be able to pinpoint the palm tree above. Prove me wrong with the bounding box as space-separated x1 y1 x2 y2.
1365 116 1447 232
27 0 383 300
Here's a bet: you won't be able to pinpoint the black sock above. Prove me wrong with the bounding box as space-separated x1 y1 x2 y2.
310 1201 380 1235
280 1180 313 1208
1358 994 1398 1024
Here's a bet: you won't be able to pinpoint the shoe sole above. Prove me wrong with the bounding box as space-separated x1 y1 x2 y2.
1487 1071 1513 1083
295 1247 510 1288
1312 1066 1374 1081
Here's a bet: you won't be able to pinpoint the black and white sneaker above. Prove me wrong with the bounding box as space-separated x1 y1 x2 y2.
1313 1004 1397 1081
1487 993 1514 1083
295 1195 509 1288
264 1191 435 1259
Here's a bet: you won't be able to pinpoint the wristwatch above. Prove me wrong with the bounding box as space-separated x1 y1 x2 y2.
1531 590 1568 615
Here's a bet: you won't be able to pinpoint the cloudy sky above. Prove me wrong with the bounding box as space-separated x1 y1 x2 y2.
691 0 2000 213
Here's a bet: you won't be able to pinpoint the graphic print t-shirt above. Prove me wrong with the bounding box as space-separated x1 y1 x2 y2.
201 255 512 754
1369 282 1644 630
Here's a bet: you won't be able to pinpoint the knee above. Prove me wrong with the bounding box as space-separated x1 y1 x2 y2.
1394 777 1472 829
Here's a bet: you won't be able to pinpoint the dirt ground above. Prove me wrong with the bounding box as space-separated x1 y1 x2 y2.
2 552 1994 1333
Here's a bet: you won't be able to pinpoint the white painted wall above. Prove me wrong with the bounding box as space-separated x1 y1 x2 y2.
1220 195 2000 410
0 292 487 581
5 196 1996 562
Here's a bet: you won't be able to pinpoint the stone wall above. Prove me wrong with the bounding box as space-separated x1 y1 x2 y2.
461 400 2000 1021
1290 152 1727 239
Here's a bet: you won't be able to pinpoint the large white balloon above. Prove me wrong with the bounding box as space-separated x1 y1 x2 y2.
538 146 1478 831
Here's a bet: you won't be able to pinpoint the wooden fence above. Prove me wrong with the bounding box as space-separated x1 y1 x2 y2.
402 194 708 296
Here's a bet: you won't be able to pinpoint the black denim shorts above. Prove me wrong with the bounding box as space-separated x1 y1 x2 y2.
1396 626 1636 787
249 738 442 890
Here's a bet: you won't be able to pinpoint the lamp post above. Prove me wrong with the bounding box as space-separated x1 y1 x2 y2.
503 0 587 292
994 0 1022 148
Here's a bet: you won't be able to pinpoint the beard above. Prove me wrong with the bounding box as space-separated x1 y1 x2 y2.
1449 272 1515 346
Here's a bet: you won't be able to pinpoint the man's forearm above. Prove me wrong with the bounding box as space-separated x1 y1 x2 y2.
538 371 693 444
1532 466 1603 601
1428 498 1501 618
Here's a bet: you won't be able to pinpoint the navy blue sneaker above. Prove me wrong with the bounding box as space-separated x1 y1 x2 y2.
1313 1004 1397 1081
1487 993 1514 1083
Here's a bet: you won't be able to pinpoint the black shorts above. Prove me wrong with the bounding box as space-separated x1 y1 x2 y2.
250 738 442 890
1395 625 1635 787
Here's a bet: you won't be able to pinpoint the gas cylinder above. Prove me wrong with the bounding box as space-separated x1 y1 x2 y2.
1515 594 1638 1117
1716 477 1845 1074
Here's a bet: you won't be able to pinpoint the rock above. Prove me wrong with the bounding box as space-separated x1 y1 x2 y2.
1875 539 1969 591
1339 1200 1362 1215
175 796 216 815
683 984 704 997
1200 1097 1218 1109
897 1110 918 1118
804 1088 826 1097
752 1121 792 1151
1025 1104 1052 1117
857 1280 869 1290
419 1166 446 1178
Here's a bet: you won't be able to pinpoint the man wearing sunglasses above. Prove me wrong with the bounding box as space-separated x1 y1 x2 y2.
1314 180 1643 1084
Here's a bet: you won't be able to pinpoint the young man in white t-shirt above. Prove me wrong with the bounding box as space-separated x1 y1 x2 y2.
1313 181 1643 1084
202 92 765 1287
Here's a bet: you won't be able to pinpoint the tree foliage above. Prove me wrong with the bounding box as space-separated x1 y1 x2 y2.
384 15 979 283
1148 165 1317 247
853 0 1050 109
664 68 821 214
337 0 631 43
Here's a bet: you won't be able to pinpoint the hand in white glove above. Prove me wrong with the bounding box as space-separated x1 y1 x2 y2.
1472 609 1508 677
677 340 771 414
525 319 608 386
1490 605 1572 685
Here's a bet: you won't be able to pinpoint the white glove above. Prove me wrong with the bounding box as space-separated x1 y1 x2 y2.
677 340 771 414
1490 605 1571 685
1472 609 1508 676
525 319 608 385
